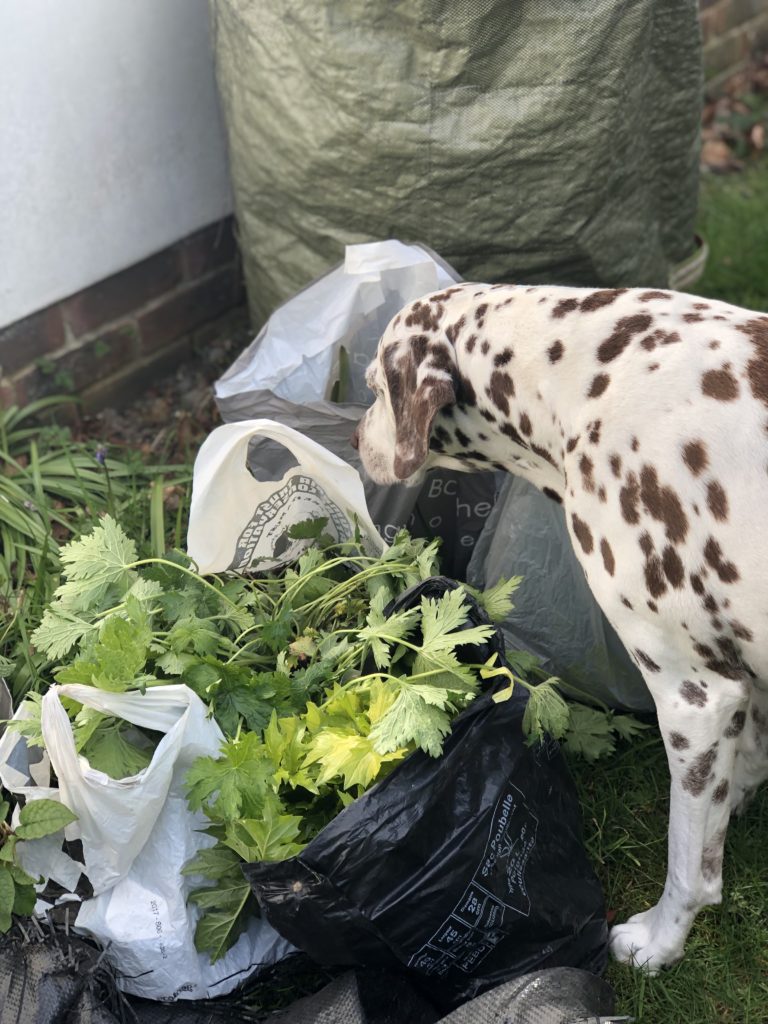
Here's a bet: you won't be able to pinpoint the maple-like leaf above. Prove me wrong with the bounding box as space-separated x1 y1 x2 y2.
466 575 522 622
563 704 618 762
54 515 137 611
185 733 274 820
358 589 419 669
522 679 571 745
56 609 152 692
369 685 452 757
304 728 394 789
225 798 304 862
31 608 98 659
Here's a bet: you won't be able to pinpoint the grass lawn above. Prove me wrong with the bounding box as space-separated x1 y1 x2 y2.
568 153 768 1023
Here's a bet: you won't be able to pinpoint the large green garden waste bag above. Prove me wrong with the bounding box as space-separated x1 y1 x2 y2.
209 0 703 327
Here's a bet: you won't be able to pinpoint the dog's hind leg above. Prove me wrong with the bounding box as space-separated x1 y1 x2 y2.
608 656 749 973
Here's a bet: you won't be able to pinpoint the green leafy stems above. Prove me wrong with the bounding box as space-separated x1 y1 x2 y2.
14 513 648 961
0 798 78 933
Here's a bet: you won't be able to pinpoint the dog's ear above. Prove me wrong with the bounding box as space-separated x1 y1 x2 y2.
382 335 457 481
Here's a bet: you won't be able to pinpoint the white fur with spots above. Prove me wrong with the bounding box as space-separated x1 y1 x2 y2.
353 282 768 972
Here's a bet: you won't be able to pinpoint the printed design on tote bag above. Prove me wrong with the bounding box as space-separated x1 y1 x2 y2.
231 475 352 570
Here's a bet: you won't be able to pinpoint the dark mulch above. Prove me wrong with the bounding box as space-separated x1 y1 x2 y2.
74 324 250 466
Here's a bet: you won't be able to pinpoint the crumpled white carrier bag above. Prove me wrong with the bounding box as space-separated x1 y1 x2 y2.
187 418 385 574
0 684 296 1000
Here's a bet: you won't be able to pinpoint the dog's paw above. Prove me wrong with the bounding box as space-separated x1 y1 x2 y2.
609 908 685 974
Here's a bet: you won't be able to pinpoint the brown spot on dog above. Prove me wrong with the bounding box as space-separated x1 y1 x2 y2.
701 830 726 879
597 314 653 363
681 680 708 707
690 573 705 595
609 454 622 478
639 290 672 301
552 297 579 318
543 487 563 504
730 620 753 642
500 421 529 448
445 315 467 345
662 546 685 588
660 330 682 345
645 555 668 598
647 600 658 612
489 371 515 415
600 538 615 576
588 420 601 445
683 313 705 324
580 288 627 312
639 464 688 543
588 373 610 398
631 437 640 452
519 412 533 436
702 365 739 401
481 340 490 356
405 301 442 332
531 443 557 467
579 454 595 493
706 481 728 521
639 531 653 556
621 596 633 609
682 440 708 476
724 711 746 737
475 303 488 325
635 649 661 672
620 471 641 524
571 513 594 554
598 485 607 503
494 347 514 367
683 744 718 796
670 732 690 750
458 375 477 407
640 334 658 352
738 317 768 407
566 436 579 453
465 334 477 353
548 340 564 363
704 537 739 583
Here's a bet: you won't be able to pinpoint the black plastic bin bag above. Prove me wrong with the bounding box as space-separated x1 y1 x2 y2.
244 581 608 1010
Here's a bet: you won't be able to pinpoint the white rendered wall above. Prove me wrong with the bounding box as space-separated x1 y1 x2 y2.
0 0 233 329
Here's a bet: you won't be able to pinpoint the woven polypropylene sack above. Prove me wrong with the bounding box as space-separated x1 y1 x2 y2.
209 0 702 326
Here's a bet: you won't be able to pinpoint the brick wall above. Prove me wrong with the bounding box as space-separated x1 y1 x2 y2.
0 216 247 413
701 0 768 84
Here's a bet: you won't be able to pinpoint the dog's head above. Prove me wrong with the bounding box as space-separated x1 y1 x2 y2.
352 319 457 486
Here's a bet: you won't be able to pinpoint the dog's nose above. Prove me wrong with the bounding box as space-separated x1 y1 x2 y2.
350 425 360 450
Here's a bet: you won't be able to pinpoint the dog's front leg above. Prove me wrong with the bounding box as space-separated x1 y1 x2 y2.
609 667 748 973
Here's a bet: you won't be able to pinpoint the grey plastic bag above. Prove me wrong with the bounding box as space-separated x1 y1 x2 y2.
467 477 652 712
214 240 495 579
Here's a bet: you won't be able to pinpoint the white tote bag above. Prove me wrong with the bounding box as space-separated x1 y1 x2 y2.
187 418 385 574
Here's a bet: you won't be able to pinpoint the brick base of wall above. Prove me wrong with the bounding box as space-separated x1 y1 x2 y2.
701 0 768 86
0 216 248 414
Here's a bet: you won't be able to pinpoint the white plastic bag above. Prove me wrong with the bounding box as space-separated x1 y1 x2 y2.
215 239 458 407
187 418 385 574
0 684 295 1000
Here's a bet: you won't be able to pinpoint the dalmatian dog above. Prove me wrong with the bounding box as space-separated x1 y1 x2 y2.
352 282 768 973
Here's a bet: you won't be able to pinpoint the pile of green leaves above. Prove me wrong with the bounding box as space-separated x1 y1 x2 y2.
12 514 646 957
